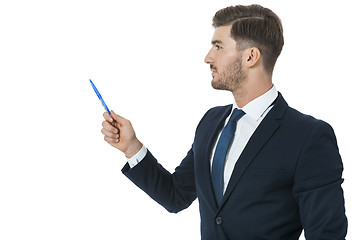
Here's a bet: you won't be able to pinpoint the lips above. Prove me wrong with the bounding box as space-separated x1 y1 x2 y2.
210 65 217 75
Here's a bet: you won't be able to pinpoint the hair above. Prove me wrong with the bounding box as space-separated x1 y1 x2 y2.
212 4 284 74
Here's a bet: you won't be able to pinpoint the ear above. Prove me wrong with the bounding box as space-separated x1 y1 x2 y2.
245 47 261 68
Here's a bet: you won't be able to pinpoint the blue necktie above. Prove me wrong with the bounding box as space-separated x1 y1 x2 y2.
212 108 245 205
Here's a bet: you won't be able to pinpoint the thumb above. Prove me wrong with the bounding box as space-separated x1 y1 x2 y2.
110 110 127 124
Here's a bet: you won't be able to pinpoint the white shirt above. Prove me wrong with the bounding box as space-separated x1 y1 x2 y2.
127 86 278 194
210 86 278 193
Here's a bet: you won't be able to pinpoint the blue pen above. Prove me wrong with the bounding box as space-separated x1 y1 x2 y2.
89 79 111 115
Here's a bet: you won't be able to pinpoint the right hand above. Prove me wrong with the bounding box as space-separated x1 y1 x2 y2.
101 110 143 158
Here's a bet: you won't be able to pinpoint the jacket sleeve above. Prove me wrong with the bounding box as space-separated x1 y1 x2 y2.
293 121 347 239
121 147 197 213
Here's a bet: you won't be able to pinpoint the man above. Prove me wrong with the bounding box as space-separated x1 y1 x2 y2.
101 4 347 239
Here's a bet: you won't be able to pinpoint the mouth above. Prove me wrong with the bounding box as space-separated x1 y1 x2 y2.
210 65 217 76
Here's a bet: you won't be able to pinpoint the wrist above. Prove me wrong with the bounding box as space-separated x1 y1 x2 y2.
124 140 143 158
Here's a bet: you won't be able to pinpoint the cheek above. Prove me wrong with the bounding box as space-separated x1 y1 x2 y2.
218 60 236 74
218 53 238 68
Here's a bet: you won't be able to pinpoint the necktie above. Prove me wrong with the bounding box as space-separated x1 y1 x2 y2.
212 108 245 205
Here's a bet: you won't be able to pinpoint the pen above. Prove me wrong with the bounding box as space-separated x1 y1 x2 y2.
89 79 111 115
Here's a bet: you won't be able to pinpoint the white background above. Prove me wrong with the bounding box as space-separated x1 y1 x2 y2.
0 0 358 239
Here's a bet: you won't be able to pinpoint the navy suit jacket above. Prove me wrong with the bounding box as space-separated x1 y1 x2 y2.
122 93 347 239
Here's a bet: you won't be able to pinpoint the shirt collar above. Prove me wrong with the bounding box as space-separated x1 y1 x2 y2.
233 85 278 122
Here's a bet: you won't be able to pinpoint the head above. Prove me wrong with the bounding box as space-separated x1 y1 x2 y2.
205 4 284 93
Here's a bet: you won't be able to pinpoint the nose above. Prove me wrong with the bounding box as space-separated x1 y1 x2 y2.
204 48 214 64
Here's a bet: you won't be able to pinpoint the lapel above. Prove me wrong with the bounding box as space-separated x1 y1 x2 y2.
218 93 288 209
196 105 233 209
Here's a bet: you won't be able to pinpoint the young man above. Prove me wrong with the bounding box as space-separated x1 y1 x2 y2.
101 4 347 239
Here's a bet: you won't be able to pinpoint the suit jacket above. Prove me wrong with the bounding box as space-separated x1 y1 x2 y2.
122 93 347 240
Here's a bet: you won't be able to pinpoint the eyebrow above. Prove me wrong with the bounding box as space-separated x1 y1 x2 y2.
211 40 223 45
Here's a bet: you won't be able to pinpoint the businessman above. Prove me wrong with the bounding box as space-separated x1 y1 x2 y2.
101 4 347 239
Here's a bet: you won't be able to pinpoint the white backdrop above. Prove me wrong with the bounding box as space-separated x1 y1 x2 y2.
0 0 358 239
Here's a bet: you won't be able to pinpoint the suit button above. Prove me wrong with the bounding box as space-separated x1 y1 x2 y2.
215 216 222 225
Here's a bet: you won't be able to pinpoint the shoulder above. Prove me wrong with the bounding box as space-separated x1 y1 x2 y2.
273 93 337 142
204 104 232 117
198 104 232 124
275 93 333 131
278 106 339 155
193 104 231 134
286 106 333 132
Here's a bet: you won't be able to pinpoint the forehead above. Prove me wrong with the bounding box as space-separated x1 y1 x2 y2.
212 25 234 44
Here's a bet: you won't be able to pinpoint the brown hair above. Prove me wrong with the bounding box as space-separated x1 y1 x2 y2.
213 4 284 74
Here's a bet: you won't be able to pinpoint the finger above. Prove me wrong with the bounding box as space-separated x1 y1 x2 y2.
101 128 119 139
102 120 118 134
103 112 114 123
104 136 119 143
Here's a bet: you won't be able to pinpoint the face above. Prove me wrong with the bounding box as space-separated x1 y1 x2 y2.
204 25 246 92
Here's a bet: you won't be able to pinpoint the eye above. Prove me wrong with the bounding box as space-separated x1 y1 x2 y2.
215 45 222 50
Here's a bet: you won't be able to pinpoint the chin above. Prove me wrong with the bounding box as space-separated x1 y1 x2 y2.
211 78 219 89
211 78 230 91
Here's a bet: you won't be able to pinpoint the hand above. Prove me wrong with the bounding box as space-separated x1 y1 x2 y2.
101 110 143 158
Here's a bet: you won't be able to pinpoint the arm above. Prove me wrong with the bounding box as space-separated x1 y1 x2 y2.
101 111 197 213
122 148 197 213
293 121 347 239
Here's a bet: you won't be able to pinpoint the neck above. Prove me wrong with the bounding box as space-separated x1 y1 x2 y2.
232 74 273 108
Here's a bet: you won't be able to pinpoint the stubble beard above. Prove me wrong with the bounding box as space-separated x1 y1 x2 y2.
211 58 246 92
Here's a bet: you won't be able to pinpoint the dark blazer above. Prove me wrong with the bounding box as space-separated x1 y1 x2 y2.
122 93 347 240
